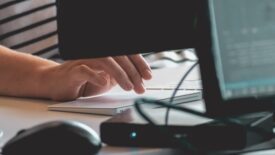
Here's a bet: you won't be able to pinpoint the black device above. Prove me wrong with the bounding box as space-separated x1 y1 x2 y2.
2 121 102 155
56 0 199 59
101 109 274 152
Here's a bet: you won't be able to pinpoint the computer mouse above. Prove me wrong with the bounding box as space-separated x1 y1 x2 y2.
2 121 102 155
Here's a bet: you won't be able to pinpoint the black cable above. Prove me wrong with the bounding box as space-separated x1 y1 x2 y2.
165 61 199 125
134 59 275 153
161 58 197 64
134 99 156 125
135 98 274 138
135 98 206 125
142 52 155 57
134 97 275 153
142 50 197 64
134 99 199 154
135 59 273 137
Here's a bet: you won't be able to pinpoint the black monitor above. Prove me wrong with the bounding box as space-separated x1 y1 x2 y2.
196 0 275 116
57 0 275 117
56 1 199 59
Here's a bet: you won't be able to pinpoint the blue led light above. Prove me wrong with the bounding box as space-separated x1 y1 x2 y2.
130 132 137 139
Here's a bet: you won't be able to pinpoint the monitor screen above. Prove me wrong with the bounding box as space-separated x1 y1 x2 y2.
57 1 198 59
209 0 275 100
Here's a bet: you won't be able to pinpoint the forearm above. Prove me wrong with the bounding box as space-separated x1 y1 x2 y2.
0 45 59 98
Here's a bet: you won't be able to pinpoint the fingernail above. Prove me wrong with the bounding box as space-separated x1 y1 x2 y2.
134 83 146 94
140 83 146 93
124 82 133 91
145 69 152 80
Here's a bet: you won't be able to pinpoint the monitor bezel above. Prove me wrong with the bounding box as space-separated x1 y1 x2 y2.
195 0 275 117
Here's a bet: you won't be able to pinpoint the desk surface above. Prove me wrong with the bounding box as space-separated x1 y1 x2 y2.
0 63 275 155
0 96 183 155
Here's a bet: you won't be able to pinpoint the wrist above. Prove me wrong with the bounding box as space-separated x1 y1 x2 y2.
35 63 60 100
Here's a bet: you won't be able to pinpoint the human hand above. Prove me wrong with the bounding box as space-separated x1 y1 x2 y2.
64 54 152 92
41 54 152 101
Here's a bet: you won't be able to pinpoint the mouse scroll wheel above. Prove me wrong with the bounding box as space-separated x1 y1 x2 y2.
17 129 26 135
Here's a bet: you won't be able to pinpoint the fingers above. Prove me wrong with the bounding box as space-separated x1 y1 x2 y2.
97 57 134 91
69 55 152 94
129 54 152 80
114 56 145 94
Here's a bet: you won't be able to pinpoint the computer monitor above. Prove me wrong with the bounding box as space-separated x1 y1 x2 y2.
57 0 275 116
56 1 198 59
196 0 275 116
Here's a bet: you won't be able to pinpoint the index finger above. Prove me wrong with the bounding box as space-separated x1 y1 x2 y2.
129 54 152 80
